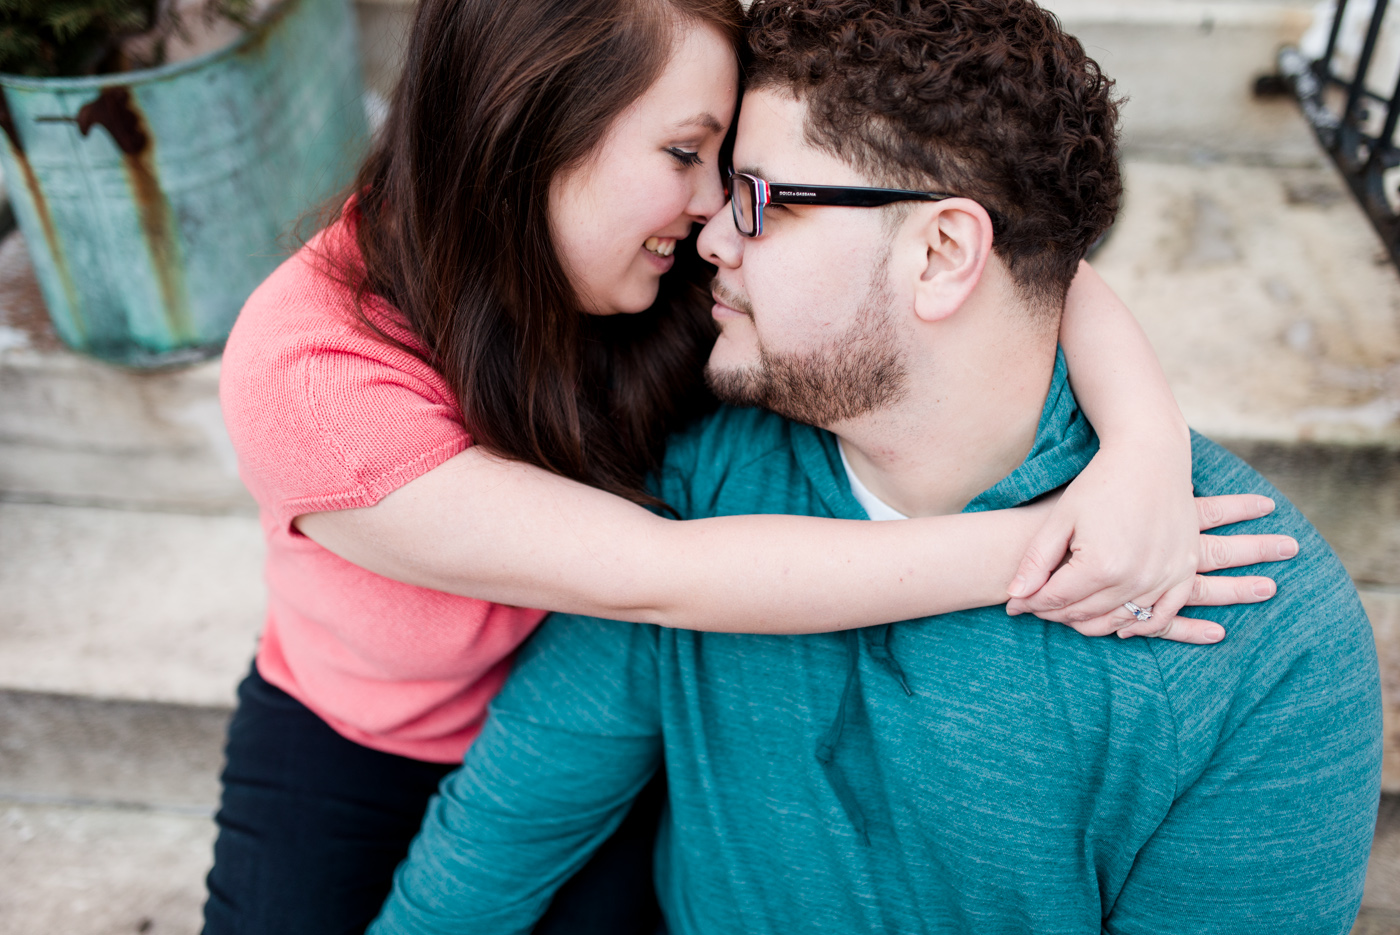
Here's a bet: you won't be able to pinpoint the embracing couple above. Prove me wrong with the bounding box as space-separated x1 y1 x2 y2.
211 0 1383 932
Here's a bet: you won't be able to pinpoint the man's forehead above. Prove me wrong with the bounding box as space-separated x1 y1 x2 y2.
733 89 866 185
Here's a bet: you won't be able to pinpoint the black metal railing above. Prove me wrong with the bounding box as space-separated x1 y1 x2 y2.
1280 0 1400 267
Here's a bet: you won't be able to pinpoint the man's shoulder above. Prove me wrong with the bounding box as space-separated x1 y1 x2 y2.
664 404 798 467
657 406 817 519
1153 433 1379 765
1187 432 1282 500
1183 431 1370 645
1187 431 1356 603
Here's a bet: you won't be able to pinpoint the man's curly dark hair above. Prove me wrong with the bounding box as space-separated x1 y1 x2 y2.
744 0 1122 310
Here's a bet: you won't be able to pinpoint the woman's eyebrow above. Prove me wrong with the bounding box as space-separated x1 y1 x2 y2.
670 112 725 134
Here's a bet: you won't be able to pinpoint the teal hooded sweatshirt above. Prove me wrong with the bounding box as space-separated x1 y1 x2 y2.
371 353 1382 935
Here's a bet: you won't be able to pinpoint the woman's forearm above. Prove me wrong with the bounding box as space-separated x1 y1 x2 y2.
629 509 1040 631
1007 261 1201 629
298 445 1044 634
1059 261 1189 453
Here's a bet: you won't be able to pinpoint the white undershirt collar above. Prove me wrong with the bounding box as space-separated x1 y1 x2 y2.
837 439 908 522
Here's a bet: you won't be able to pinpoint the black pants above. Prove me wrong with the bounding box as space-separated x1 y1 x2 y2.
203 664 663 935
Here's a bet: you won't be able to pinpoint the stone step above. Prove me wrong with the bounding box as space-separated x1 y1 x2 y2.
1359 793 1400 934
1360 590 1400 792
1230 442 1400 588
0 501 262 708
0 801 214 935
1045 0 1321 163
1090 158 1400 591
1095 158 1400 451
0 234 253 516
0 691 228 814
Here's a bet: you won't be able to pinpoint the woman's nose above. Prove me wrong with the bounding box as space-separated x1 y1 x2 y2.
688 168 729 223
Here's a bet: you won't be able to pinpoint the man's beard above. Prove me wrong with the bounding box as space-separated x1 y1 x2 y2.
704 256 908 427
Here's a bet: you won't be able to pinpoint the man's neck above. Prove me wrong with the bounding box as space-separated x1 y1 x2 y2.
832 319 1059 518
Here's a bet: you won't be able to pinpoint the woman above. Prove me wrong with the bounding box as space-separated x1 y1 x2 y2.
206 0 1294 932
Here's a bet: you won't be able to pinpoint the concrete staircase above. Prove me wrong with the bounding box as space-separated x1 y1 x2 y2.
1 0 1398 932
0 222 260 931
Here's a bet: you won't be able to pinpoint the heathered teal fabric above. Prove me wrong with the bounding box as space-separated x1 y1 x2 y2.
371 354 1382 935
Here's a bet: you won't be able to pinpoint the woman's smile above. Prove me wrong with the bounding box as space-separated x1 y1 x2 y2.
643 236 677 257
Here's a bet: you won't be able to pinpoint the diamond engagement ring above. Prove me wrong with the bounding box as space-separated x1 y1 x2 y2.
1123 601 1154 622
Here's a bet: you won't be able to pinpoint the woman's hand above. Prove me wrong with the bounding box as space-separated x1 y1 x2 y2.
1003 441 1297 644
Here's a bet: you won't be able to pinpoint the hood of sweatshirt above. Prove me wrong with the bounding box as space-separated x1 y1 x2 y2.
787 348 1099 843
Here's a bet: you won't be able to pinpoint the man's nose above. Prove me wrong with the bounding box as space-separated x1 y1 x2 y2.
698 202 743 269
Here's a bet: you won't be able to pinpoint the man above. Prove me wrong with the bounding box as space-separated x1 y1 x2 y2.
371 0 1382 931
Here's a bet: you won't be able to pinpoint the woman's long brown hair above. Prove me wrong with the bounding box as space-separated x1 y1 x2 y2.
329 0 742 509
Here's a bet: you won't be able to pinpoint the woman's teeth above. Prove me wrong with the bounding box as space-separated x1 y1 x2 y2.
644 237 676 257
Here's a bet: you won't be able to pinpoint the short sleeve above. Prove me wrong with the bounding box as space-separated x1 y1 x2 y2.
220 244 471 531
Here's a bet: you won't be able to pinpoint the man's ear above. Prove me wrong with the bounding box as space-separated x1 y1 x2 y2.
911 199 995 323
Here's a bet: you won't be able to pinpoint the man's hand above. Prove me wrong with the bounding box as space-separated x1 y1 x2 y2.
1003 441 1296 644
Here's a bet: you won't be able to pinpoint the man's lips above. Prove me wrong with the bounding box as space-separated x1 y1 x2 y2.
711 285 753 320
711 296 748 319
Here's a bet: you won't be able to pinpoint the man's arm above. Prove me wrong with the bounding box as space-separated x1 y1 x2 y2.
1106 588 1382 934
369 615 663 935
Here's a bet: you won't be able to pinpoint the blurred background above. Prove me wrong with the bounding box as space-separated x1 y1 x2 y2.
0 0 1396 932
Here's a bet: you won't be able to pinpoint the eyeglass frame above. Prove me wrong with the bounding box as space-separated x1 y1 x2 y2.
725 169 1004 238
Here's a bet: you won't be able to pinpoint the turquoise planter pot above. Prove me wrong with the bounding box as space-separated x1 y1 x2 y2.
0 0 368 368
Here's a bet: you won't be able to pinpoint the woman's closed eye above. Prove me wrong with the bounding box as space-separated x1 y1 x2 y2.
667 147 703 168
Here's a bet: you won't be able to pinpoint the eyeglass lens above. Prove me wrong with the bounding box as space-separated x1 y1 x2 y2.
731 174 758 236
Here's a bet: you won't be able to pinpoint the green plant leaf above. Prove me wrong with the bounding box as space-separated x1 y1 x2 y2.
0 0 252 77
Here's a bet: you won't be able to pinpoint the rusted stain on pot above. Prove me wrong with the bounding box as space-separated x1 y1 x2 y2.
0 88 82 340
76 86 193 343
0 0 365 367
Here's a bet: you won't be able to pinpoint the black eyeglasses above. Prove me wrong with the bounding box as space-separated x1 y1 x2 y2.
726 169 1000 238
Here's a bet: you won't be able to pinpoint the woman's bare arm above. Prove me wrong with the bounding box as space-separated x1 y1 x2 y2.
297 443 1286 639
1007 260 1207 636
298 446 1039 633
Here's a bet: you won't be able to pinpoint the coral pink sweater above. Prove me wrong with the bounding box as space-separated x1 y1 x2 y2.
219 221 545 763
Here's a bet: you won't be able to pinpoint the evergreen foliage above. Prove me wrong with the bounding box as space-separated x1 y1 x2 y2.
0 0 255 77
